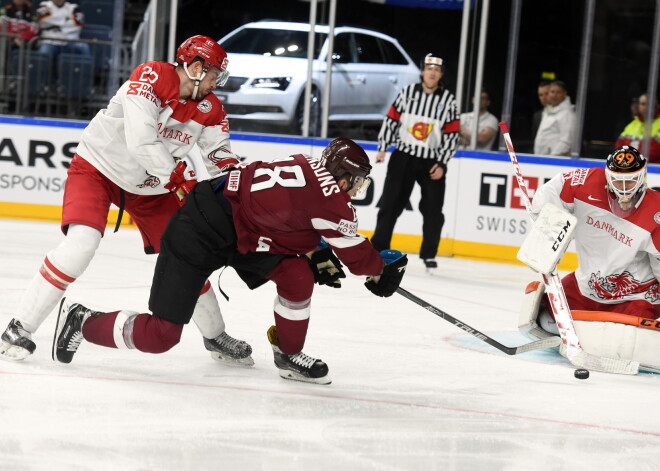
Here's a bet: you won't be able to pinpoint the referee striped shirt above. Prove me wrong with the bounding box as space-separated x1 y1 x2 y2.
377 83 459 167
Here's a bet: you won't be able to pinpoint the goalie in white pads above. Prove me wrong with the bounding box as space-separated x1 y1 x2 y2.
518 146 660 370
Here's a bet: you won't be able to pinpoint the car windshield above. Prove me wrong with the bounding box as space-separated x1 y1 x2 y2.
222 27 327 59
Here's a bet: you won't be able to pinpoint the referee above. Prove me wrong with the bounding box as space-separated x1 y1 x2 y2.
371 53 459 270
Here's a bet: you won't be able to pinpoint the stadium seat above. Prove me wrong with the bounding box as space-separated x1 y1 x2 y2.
12 50 52 97
81 24 112 69
58 53 94 99
80 0 114 27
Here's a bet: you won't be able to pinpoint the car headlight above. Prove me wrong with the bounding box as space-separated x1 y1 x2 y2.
249 77 291 91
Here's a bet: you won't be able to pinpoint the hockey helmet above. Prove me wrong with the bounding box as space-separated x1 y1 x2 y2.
176 35 229 88
320 137 372 194
605 145 647 218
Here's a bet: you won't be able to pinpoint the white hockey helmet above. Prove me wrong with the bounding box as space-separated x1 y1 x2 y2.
605 145 647 218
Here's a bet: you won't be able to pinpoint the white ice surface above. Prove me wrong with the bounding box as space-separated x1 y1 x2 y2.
0 219 658 471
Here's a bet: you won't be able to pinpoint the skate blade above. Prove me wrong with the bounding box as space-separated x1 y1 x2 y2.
209 351 255 367
425 268 437 276
52 298 69 362
0 341 31 361
278 369 332 385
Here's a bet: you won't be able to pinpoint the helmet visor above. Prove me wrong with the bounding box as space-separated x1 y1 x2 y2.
211 67 230 88
351 175 371 195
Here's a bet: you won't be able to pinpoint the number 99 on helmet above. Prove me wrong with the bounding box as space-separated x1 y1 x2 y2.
605 145 647 218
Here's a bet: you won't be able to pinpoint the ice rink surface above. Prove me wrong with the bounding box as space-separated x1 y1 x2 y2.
1 219 659 471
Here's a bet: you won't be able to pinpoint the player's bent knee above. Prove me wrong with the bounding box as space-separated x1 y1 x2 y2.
269 257 315 301
132 315 184 353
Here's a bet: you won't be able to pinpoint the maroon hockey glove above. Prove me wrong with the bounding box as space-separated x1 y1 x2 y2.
165 161 197 203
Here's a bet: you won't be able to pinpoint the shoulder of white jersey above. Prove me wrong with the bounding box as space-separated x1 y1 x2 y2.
194 92 228 123
125 61 179 104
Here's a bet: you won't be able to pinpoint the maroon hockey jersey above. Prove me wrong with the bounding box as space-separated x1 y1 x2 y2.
224 154 383 276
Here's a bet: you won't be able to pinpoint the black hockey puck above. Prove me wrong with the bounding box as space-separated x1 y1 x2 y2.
574 369 589 380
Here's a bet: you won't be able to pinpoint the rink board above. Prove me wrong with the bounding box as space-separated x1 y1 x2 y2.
2 115 659 267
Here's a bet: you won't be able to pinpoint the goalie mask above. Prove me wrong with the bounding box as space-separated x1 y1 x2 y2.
320 137 372 194
176 35 229 100
605 146 647 218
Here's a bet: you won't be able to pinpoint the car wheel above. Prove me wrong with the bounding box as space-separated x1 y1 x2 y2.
294 87 321 136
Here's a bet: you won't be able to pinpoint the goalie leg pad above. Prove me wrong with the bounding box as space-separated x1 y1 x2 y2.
517 203 577 274
518 281 558 340
563 313 660 371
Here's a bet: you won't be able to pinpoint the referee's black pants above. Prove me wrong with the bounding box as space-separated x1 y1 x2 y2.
371 150 446 260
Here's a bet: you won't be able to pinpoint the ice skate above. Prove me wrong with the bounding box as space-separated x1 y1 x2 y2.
204 331 254 367
423 258 438 274
0 319 37 361
267 325 331 385
52 298 93 364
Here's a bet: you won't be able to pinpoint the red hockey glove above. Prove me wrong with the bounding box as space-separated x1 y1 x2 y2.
164 161 197 203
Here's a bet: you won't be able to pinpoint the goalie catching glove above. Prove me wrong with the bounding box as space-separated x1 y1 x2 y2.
307 240 346 288
365 250 408 297
165 160 197 202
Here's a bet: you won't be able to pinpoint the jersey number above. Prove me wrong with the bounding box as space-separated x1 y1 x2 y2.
250 165 306 192
139 65 159 84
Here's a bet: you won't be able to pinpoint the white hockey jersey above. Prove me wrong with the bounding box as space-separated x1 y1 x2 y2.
531 167 660 304
76 61 235 195
37 1 84 43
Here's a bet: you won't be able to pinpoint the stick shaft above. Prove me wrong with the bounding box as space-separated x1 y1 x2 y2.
396 287 560 355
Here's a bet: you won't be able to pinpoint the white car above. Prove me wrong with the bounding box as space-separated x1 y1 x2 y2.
215 21 421 134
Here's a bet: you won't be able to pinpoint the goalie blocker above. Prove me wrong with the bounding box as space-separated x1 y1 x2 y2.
520 281 660 371
517 203 577 274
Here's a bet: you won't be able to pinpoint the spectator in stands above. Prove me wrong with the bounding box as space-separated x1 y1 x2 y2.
36 0 90 61
615 93 660 163
534 80 576 156
1 0 34 20
458 90 499 151
0 0 38 45
532 80 551 141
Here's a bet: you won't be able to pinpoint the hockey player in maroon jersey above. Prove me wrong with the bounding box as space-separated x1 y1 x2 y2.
52 138 408 384
1 35 253 365
520 146 660 343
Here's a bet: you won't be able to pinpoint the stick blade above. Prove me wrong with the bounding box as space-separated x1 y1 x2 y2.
560 344 640 375
512 335 561 354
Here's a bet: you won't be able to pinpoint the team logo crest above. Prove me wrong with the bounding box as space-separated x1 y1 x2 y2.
408 122 433 141
197 100 212 113
654 212 660 224
588 271 660 302
136 172 161 189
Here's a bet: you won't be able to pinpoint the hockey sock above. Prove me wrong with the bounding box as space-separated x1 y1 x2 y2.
82 311 123 348
191 281 225 339
274 314 310 355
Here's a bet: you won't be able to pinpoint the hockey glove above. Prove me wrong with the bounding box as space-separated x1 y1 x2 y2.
307 241 346 288
164 161 197 203
364 250 408 297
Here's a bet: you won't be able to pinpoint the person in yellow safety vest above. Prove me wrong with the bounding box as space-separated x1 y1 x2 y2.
615 94 660 163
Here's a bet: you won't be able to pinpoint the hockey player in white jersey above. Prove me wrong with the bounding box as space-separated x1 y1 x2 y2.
519 146 660 368
1 35 253 365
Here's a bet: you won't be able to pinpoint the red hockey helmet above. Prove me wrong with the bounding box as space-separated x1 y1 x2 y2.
605 145 647 218
176 35 229 87
320 137 372 194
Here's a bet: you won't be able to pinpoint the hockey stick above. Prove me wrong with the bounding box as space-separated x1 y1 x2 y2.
499 121 639 374
396 287 561 355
